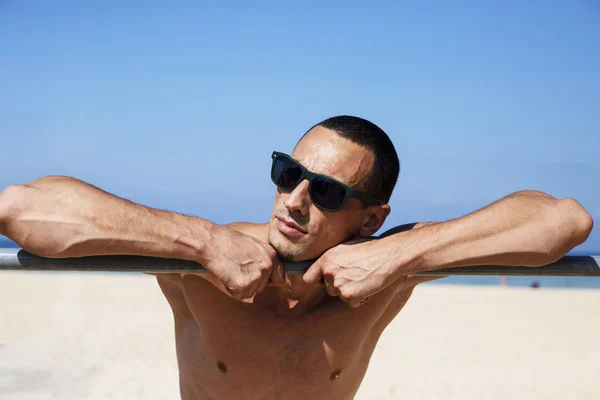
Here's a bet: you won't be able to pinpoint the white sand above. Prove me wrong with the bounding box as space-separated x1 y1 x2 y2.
1 272 599 400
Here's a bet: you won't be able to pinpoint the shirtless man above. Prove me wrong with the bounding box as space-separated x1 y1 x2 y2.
0 116 593 399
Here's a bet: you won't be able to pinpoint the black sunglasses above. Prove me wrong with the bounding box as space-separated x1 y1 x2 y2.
270 151 383 212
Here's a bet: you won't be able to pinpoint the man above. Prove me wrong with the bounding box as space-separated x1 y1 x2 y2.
0 116 593 399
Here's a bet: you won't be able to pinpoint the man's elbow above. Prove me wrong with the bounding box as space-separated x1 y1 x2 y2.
27 175 79 187
548 198 594 262
560 198 594 245
0 184 24 234
0 177 71 229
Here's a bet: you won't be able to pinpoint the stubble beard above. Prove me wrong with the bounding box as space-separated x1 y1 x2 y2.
268 235 301 262
269 213 312 262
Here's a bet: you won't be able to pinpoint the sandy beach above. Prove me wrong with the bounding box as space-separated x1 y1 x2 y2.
1 272 598 400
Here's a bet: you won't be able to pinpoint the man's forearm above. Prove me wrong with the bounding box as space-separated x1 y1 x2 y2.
0 176 213 261
384 191 593 274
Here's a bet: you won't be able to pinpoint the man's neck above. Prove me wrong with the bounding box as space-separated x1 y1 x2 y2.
241 222 332 317
253 275 329 319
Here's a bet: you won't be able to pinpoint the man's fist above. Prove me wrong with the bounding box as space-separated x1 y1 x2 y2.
201 224 285 300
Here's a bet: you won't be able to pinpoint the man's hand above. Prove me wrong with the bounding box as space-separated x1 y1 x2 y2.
0 176 285 301
303 237 441 307
201 224 285 300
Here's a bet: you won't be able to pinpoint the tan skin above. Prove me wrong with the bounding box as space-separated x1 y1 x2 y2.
0 126 593 399
267 126 391 263
170 223 430 400
167 129 434 399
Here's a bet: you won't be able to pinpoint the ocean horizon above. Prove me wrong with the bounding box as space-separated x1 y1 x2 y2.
1 237 599 289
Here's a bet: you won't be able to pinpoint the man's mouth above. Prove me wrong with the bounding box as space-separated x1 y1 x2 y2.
276 217 307 237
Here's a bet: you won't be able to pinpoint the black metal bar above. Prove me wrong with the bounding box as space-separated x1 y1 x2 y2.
1 248 599 276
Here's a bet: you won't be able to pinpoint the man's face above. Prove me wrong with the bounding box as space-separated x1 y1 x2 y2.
267 126 377 261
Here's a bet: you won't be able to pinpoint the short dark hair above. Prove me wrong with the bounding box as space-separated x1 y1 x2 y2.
302 115 400 203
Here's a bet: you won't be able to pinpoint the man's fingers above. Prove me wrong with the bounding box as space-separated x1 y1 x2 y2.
269 263 286 287
348 295 371 308
323 270 338 297
324 277 338 297
256 273 270 294
227 287 247 301
302 260 324 285
322 263 341 297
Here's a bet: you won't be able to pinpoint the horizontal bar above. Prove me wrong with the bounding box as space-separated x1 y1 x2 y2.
0 248 599 276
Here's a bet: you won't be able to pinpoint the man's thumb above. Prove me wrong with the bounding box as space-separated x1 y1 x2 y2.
269 262 286 287
302 260 323 285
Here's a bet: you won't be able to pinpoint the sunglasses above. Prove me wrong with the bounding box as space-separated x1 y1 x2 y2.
270 151 383 212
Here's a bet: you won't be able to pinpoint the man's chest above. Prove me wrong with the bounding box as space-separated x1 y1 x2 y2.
160 274 412 399
178 275 407 366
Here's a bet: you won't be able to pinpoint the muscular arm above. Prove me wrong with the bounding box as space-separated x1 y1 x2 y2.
0 175 212 260
382 190 593 275
0 176 283 299
303 190 593 307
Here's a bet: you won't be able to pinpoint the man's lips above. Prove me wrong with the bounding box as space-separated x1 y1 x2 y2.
276 217 307 236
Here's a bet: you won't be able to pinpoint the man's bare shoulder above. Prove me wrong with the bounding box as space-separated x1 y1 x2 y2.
225 221 269 242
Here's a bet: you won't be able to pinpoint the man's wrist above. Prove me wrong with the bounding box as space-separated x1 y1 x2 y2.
159 211 214 263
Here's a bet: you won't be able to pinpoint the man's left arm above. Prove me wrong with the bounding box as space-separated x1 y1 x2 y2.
383 190 592 273
304 191 593 306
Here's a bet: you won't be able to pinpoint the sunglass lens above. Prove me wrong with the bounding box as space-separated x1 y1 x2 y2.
273 157 303 189
311 177 347 211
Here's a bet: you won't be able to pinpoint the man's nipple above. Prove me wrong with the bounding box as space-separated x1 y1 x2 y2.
217 361 228 373
330 368 342 380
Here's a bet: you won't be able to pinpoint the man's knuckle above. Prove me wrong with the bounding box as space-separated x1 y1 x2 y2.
248 271 262 282
228 283 242 294
340 288 356 300
259 261 272 272
230 278 249 291
232 293 245 301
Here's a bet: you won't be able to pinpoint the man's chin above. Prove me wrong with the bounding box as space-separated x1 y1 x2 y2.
269 242 311 263
272 247 302 263
268 231 324 262
283 254 316 263
273 246 321 263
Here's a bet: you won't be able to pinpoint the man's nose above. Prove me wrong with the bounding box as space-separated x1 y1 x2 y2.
283 180 311 216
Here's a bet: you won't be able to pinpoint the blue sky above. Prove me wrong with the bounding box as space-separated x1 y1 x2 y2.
0 1 598 253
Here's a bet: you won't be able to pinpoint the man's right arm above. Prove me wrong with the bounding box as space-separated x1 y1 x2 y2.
0 175 284 299
0 175 211 261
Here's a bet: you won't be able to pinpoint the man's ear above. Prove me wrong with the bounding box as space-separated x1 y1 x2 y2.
358 204 391 237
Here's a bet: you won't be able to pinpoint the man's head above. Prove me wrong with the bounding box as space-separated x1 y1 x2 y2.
267 115 400 261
